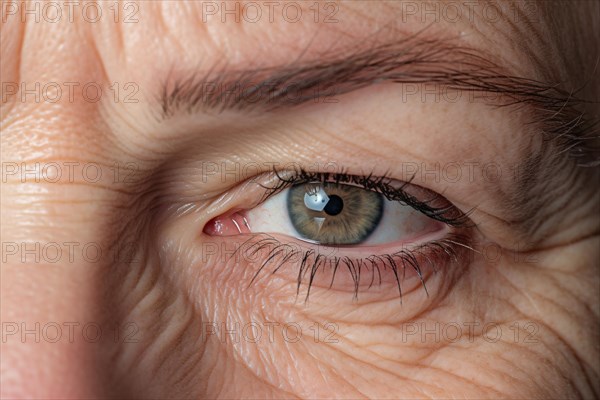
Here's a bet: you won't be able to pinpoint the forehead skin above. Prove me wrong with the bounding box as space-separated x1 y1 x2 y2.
2 0 598 161
1 1 599 399
2 0 597 141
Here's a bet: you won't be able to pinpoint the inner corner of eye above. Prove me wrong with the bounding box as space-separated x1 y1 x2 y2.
203 209 251 236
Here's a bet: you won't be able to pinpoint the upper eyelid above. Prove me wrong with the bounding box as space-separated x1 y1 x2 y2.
259 168 405 199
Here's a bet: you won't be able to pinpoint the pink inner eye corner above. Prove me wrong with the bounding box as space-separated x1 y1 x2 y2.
203 210 251 236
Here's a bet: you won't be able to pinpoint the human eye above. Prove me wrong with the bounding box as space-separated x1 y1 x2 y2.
203 167 474 302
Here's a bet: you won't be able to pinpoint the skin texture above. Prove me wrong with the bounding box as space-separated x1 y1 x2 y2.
1 1 599 399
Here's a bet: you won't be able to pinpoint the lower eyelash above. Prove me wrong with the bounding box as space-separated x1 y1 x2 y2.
239 233 474 303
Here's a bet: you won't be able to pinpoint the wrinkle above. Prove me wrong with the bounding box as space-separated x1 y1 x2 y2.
0 18 24 120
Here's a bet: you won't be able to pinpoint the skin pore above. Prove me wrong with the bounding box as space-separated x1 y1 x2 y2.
1 1 599 399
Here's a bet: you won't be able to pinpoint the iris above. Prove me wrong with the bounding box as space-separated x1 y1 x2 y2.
287 182 383 245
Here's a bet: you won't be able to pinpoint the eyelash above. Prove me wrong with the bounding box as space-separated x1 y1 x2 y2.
260 168 472 227
242 232 471 303
235 167 476 302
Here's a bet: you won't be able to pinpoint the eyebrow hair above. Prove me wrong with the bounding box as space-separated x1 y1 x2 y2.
158 34 598 166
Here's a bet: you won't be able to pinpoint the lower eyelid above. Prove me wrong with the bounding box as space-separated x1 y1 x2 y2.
211 230 472 301
301 222 450 253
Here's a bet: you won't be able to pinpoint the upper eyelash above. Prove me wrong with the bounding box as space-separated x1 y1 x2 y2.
259 167 472 227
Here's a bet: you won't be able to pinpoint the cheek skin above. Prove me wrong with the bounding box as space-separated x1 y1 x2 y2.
153 209 461 398
148 219 571 399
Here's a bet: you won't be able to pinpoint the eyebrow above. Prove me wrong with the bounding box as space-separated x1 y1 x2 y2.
158 34 598 165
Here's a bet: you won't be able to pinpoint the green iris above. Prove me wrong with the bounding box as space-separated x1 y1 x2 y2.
287 182 384 245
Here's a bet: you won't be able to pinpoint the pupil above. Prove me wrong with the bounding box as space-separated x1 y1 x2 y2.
323 195 344 216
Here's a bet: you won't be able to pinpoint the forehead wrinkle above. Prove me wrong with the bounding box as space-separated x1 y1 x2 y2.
144 2 216 58
0 16 25 120
97 1 553 117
